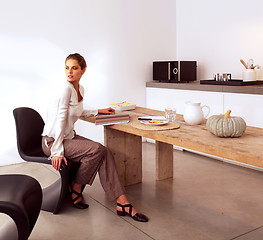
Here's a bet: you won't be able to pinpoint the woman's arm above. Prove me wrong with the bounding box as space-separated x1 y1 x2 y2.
98 107 115 115
81 107 115 117
50 86 71 170
81 109 98 117
51 156 67 171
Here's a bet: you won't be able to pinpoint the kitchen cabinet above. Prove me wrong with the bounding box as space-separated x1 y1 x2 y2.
146 83 263 128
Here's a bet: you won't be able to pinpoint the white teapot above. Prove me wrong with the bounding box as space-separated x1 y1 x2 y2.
183 102 210 125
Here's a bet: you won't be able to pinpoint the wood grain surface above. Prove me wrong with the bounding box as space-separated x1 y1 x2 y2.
81 107 263 169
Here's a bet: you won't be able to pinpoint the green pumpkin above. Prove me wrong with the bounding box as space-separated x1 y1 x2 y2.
206 110 246 137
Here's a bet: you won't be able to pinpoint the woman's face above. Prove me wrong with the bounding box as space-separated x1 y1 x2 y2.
65 59 86 83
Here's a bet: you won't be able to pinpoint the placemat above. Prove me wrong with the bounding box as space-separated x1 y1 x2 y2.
130 119 180 131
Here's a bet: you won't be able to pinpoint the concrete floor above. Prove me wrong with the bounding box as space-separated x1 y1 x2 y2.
1 142 263 240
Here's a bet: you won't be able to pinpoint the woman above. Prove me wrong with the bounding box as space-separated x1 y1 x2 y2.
41 53 148 222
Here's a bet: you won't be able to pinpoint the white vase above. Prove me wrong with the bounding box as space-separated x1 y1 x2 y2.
242 69 256 82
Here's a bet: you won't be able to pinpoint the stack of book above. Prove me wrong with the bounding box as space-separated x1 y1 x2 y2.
95 114 130 125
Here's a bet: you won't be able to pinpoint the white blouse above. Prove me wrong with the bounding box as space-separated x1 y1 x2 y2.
42 81 98 158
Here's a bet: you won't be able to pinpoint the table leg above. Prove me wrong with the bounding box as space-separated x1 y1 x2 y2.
104 127 142 186
156 141 173 180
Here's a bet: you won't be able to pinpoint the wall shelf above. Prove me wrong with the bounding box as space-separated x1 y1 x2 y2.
146 81 263 95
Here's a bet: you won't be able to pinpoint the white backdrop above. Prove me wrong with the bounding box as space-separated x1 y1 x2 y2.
176 0 263 80
0 0 177 165
2 0 263 166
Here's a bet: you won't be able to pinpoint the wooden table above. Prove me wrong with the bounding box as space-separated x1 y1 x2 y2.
81 107 263 186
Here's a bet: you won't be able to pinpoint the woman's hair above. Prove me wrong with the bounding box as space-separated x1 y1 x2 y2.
65 53 87 70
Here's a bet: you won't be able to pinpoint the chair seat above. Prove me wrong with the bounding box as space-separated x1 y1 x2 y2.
13 107 81 214
0 174 42 240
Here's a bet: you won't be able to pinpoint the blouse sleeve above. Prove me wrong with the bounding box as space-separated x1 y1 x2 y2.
79 85 98 117
50 86 72 157
81 109 98 117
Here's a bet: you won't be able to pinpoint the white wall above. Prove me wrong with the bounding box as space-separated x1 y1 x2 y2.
176 0 263 80
146 0 263 129
4 0 261 166
0 0 177 165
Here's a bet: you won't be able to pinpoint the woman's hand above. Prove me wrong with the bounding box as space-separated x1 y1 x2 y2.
98 107 115 115
51 156 68 171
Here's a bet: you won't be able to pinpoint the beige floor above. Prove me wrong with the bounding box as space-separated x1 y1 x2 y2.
1 142 263 240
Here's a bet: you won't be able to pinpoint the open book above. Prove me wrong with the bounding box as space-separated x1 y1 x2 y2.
95 114 130 125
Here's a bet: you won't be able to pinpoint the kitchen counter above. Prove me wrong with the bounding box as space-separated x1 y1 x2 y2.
146 81 263 95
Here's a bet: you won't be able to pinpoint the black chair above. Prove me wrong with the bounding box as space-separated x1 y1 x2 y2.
13 107 80 214
0 174 42 240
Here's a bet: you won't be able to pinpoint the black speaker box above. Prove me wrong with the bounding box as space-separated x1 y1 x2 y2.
153 61 197 82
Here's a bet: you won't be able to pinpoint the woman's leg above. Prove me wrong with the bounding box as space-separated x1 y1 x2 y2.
95 143 148 221
42 135 124 197
63 135 105 186
42 135 105 205
96 146 125 200
42 135 148 221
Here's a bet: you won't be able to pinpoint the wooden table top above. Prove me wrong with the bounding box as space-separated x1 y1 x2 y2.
81 107 263 168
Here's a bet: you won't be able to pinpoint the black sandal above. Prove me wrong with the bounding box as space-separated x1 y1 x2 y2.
117 203 149 222
70 185 89 209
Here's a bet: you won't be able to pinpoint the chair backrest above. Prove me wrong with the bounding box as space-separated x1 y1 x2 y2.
0 174 42 240
13 107 49 163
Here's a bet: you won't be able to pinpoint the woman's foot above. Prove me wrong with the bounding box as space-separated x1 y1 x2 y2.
70 183 89 209
116 195 148 222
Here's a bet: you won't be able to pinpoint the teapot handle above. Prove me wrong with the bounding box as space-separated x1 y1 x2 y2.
201 105 210 118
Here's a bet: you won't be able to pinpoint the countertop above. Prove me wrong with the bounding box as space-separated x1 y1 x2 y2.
146 81 263 95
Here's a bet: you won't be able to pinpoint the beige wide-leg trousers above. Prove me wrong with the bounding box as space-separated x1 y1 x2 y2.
42 135 125 201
